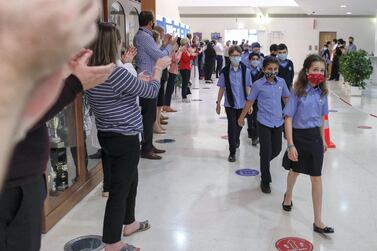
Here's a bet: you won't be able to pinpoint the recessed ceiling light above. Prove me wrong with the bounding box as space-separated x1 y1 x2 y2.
340 5 347 8
346 12 352 15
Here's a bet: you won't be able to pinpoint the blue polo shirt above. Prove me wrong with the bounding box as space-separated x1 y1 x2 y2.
248 76 290 127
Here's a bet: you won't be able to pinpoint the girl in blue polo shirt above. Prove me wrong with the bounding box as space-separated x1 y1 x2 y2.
238 56 290 194
282 54 334 234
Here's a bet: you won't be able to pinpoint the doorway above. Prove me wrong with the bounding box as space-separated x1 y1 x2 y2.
319 31 337 53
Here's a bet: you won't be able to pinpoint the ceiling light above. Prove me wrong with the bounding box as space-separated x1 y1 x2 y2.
346 12 352 15
340 5 347 8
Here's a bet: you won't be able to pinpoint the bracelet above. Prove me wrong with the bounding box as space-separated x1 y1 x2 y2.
287 144 295 150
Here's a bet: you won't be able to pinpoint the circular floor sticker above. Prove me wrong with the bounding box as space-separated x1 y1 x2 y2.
329 109 338 113
155 139 176 143
275 237 313 251
235 169 260 176
221 135 228 140
219 116 227 120
191 99 203 101
357 125 372 129
202 87 211 89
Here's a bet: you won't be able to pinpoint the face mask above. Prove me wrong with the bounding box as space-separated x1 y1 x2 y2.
349 41 353 44
250 60 259 68
230 56 242 66
265 71 278 79
278 53 288 61
307 73 325 86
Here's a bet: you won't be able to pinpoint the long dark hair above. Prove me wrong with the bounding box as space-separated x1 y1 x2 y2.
294 54 328 97
257 56 279 79
89 23 119 66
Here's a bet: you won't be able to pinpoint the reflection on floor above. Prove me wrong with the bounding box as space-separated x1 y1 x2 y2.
41 79 377 251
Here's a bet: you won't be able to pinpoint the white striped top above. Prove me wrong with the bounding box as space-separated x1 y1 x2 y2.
86 67 160 135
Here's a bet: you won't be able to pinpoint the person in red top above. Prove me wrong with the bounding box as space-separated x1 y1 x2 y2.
179 38 198 103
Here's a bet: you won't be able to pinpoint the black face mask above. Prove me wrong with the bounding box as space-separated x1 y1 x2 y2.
349 41 353 44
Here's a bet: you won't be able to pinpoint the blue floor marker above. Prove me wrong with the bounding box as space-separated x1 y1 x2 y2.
235 169 260 176
219 116 227 120
191 99 203 101
155 139 176 143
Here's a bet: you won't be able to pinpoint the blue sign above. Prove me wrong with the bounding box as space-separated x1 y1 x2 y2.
155 139 176 144
235 169 260 176
156 16 190 37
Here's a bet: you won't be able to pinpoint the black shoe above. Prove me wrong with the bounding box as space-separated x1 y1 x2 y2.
228 154 236 162
89 149 102 159
152 146 166 154
252 138 259 146
313 223 335 234
260 182 271 194
282 193 293 212
141 152 162 160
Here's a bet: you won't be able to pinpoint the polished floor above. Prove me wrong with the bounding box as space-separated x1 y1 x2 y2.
42 79 377 251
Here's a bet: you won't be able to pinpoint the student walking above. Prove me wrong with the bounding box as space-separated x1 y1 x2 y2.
216 45 252 162
282 54 334 235
238 56 290 193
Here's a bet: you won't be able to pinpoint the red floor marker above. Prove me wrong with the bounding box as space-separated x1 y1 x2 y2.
276 237 313 251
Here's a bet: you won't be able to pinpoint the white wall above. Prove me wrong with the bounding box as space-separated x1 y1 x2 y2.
156 0 181 22
181 17 376 70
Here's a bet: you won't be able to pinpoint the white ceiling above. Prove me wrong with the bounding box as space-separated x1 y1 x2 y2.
177 0 377 16
176 0 298 7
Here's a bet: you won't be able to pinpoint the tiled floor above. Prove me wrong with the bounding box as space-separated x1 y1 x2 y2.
41 79 377 251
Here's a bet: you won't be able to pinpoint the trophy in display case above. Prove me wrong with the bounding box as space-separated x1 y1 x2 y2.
51 117 61 144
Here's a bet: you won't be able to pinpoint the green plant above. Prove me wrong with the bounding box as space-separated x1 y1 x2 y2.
339 50 373 89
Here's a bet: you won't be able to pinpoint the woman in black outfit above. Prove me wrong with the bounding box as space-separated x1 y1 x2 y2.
204 41 217 83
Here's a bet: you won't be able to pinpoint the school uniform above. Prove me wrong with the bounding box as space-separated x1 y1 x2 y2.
247 66 261 141
282 86 329 176
278 59 294 90
218 63 252 154
248 76 290 184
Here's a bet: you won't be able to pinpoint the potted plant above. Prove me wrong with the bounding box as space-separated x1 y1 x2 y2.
339 50 373 96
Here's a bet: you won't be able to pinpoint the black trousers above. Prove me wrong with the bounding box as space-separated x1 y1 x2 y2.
0 176 46 251
247 102 259 140
101 149 111 192
224 56 230 67
198 54 204 77
225 107 243 154
330 59 340 80
204 61 215 80
140 97 157 154
258 123 283 183
98 132 140 244
215 55 224 78
180 69 190 99
157 70 168 107
164 73 177 107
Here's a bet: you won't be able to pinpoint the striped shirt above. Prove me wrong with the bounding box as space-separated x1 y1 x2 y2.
133 27 173 74
86 67 160 135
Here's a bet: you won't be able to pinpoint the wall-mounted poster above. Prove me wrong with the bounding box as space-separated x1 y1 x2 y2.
156 15 190 37
211 32 221 40
193 32 203 41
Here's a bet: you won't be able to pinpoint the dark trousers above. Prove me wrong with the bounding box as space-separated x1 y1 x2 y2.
225 56 230 67
164 73 177 107
225 107 243 154
216 55 224 78
0 176 46 251
98 132 140 244
330 59 340 80
198 54 204 78
101 149 111 192
140 97 157 154
157 70 168 107
247 102 259 140
258 123 283 183
204 61 215 80
180 69 190 99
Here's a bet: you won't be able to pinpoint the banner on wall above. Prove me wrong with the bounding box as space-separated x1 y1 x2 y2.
156 15 190 37
193 32 203 41
211 32 221 40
